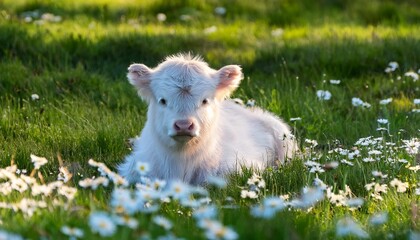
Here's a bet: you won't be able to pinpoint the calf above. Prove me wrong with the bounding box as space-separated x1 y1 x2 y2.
118 54 297 184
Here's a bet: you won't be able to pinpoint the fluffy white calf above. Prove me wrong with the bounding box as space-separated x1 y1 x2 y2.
118 54 297 184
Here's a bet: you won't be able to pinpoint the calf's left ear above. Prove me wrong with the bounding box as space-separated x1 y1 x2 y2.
215 65 243 99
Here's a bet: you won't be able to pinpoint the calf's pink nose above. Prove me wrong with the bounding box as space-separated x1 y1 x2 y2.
174 119 194 131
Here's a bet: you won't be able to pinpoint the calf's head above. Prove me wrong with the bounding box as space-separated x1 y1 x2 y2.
127 54 243 148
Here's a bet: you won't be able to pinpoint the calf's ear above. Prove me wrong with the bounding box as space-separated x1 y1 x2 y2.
127 64 153 101
215 65 243 99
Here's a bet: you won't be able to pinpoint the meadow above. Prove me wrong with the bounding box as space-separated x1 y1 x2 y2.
0 0 419 239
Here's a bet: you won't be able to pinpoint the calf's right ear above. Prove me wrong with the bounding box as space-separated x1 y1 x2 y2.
127 64 153 101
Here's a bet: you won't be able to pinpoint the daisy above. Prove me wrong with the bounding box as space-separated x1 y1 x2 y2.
389 178 409 193
329 79 341 84
379 98 393 105
336 216 369 238
369 212 388 225
384 61 398 73
214 7 226 15
30 154 48 169
89 212 116 237
316 90 332 101
0 230 23 240
167 180 192 200
153 215 172 230
61 226 84 239
113 215 139 229
240 190 258 199
135 161 150 176
404 71 419 81
377 119 388 124
193 205 218 220
207 176 227 188
31 94 40 101
346 198 364 208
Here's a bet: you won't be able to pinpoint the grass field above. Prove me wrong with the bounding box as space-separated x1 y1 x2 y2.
0 0 419 239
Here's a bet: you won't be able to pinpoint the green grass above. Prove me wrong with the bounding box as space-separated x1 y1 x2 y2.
0 0 419 239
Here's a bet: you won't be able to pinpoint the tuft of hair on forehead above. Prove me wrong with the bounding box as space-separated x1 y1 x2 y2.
155 53 215 88
164 53 205 63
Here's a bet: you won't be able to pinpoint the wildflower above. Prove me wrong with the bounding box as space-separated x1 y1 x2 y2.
372 170 388 179
179 15 191 21
113 215 139 229
289 117 302 122
408 165 420 172
336 216 369 238
0 230 23 240
415 188 420 195
110 188 139 215
135 161 150 176
328 79 340 85
374 183 388 194
89 212 116 237
204 26 217 34
352 98 371 108
57 186 77 200
61 226 84 239
389 178 409 193
293 187 324 208
246 99 255 107
167 180 192 200
402 138 420 155
41 13 62 22
271 28 284 37
326 188 347 207
340 159 354 166
240 190 258 199
153 216 172 230
250 205 276 219
369 212 388 225
384 61 398 73
309 165 325 173
204 222 238 240
214 7 226 15
246 173 265 189
346 198 364 208
379 98 393 105
30 154 48 169
57 166 72 183
414 99 420 105
313 177 328 190
207 176 227 188
362 157 375 163
412 109 420 113
31 94 40 101
79 177 109 190
409 231 420 240
404 71 419 81
316 90 332 100
193 205 218 220
11 178 28 193
305 139 318 147
156 13 166 22
377 119 388 124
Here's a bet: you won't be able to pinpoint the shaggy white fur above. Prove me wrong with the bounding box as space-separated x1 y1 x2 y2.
118 54 297 184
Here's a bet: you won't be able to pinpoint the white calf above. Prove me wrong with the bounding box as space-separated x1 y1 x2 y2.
118 54 297 184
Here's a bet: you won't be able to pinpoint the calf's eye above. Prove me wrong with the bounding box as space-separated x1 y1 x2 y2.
202 98 209 105
158 98 167 106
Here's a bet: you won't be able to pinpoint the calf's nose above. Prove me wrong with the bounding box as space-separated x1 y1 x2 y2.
174 119 194 132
